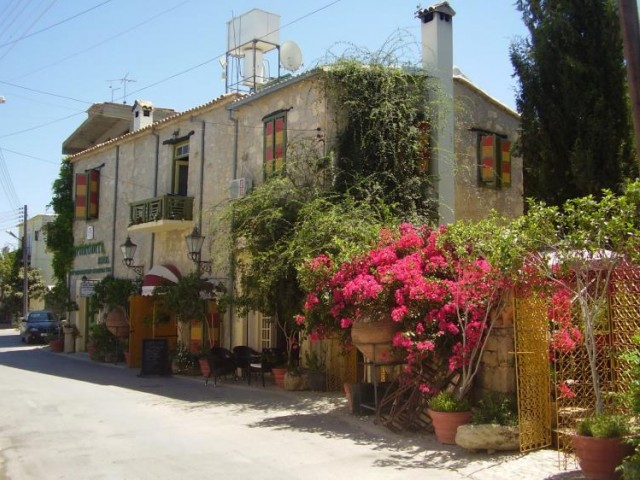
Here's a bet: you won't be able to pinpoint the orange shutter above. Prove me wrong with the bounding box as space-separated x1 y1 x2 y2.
75 173 87 219
501 139 511 187
480 135 496 185
88 169 100 219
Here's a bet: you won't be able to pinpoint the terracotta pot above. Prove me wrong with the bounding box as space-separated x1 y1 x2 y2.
271 367 287 387
198 357 211 378
49 338 64 353
572 434 633 480
428 409 472 445
105 306 129 338
351 318 401 363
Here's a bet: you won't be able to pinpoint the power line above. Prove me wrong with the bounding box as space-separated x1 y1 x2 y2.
0 148 21 210
11 1 188 82
122 0 343 102
0 110 84 140
0 0 58 63
0 80 92 104
0 0 343 139
0 0 113 49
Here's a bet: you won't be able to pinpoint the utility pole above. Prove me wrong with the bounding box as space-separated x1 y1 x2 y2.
618 0 640 167
22 205 28 318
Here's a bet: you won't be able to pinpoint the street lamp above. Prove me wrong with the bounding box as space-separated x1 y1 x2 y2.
185 226 211 274
120 236 144 277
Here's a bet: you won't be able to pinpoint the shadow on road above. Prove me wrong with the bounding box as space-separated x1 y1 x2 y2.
0 324 581 478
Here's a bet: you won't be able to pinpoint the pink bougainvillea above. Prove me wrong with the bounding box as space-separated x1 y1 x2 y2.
300 223 510 396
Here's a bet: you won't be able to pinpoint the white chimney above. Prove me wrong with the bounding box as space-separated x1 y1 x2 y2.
417 2 456 225
132 99 154 131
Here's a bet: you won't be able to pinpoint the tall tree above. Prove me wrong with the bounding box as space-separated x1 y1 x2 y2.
511 0 636 206
45 159 75 282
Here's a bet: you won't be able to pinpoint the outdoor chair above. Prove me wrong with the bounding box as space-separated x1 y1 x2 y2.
233 346 266 387
205 347 237 386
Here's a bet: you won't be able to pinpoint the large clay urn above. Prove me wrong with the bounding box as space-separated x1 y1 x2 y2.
350 318 401 363
105 306 129 338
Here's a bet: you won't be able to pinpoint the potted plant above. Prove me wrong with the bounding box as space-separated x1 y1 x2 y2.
304 348 327 391
88 322 117 362
572 414 632 479
153 272 213 350
300 220 515 422
91 276 137 338
48 326 64 352
516 189 640 477
426 390 472 445
455 392 519 452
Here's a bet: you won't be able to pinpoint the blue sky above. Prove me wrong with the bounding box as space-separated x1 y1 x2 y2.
0 0 530 250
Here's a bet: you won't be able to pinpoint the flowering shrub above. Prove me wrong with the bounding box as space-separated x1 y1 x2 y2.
299 223 511 399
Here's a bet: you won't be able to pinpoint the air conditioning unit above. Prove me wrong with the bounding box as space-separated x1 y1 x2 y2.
229 177 253 199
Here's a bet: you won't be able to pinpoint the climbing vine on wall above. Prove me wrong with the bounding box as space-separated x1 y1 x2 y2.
325 58 437 223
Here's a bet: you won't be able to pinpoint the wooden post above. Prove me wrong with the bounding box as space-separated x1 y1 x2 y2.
618 0 640 167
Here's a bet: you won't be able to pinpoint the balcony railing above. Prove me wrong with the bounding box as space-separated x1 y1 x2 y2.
129 195 194 226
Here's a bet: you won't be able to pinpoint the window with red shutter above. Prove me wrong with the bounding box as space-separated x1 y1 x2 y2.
477 133 512 189
75 173 87 219
263 112 287 178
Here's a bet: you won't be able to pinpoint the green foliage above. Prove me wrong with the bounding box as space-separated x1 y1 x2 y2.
304 348 325 372
90 276 137 314
325 58 437 222
511 0 636 206
45 159 75 282
620 332 640 478
153 271 208 322
88 323 118 359
44 282 78 318
471 393 518 426
576 414 629 438
172 342 198 373
514 182 640 414
428 391 471 413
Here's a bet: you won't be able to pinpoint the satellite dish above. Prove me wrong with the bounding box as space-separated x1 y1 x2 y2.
280 40 303 72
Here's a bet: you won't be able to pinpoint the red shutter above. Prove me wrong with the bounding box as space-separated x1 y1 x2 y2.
480 135 496 185
274 116 285 171
264 120 274 175
75 173 87 219
88 169 100 218
501 139 511 187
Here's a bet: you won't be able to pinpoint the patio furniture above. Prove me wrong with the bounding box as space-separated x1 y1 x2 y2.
205 347 237 386
233 346 266 387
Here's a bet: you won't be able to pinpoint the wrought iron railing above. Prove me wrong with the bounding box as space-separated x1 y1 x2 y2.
129 195 194 225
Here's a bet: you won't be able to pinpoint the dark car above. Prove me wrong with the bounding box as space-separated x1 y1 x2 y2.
20 310 61 344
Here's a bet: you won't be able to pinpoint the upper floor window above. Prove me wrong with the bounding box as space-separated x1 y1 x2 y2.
263 112 287 178
478 134 511 189
75 169 100 220
173 141 189 196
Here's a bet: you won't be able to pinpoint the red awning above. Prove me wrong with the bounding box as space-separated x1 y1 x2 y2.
141 264 182 296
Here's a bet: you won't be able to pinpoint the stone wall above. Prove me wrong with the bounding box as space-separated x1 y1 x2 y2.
476 292 516 396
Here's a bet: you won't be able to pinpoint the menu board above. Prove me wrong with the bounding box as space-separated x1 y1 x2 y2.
139 338 170 376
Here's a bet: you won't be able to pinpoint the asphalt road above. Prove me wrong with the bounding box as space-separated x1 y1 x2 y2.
0 326 584 480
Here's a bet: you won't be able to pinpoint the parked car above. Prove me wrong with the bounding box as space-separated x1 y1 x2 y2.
19 310 61 344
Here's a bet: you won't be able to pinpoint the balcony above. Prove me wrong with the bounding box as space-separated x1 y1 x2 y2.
128 195 194 233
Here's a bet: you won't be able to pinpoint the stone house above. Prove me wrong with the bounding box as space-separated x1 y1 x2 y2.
64 4 521 394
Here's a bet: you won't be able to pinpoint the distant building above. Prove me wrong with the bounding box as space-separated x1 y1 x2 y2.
18 214 56 310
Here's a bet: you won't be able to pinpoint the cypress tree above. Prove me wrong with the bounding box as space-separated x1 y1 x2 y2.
511 0 636 206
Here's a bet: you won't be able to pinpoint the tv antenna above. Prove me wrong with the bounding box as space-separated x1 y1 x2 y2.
107 73 136 104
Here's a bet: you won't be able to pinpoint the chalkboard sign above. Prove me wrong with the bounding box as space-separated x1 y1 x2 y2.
139 338 170 376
